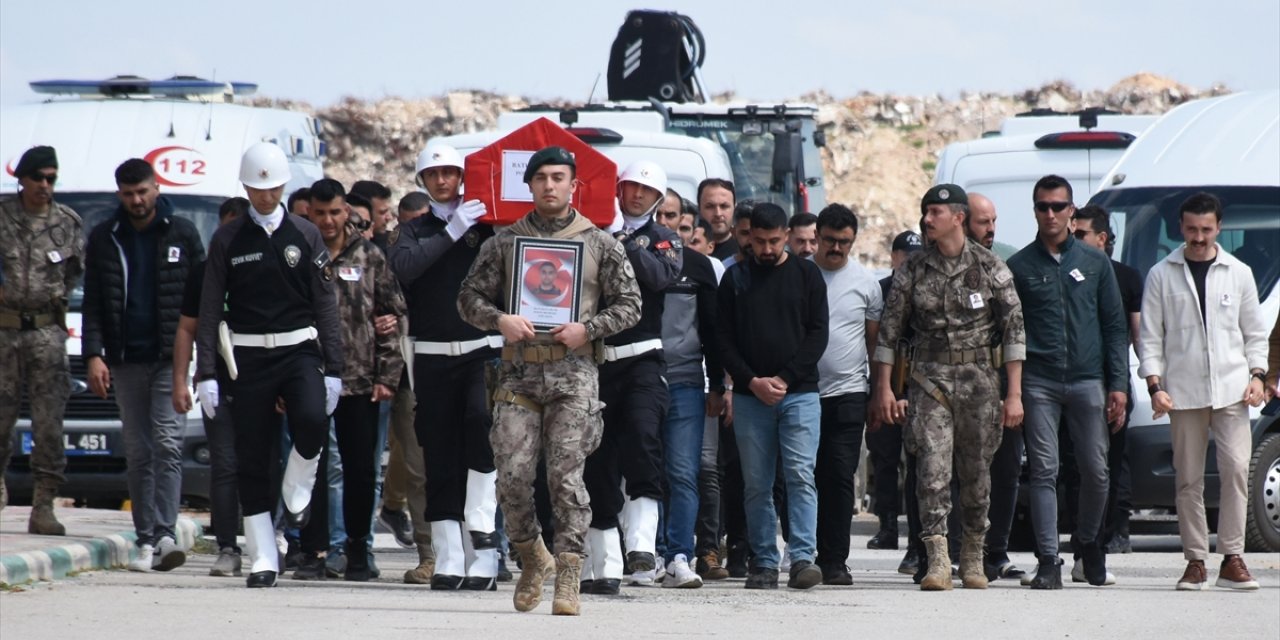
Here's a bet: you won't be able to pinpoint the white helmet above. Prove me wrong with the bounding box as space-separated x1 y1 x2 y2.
239 142 291 189
618 160 667 196
415 144 464 175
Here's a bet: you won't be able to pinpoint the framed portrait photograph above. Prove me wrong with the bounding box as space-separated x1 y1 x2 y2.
510 237 585 331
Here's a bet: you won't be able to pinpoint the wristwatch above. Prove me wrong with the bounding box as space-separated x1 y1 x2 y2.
1147 382 1165 396
1251 371 1267 383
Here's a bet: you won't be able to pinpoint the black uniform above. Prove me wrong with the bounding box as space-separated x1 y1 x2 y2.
196 210 343 517
584 218 682 530
387 212 497 522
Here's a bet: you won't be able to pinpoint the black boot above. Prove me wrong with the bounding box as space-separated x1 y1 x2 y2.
897 546 920 575
1105 511 1132 554
726 544 749 579
1079 541 1108 586
867 513 899 550
291 553 326 581
911 538 928 584
1028 556 1063 590
345 540 371 582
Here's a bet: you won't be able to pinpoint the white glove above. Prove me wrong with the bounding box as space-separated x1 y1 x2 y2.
324 376 343 416
197 380 219 419
446 199 487 241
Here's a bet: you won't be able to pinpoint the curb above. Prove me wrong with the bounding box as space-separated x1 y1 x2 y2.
0 516 203 586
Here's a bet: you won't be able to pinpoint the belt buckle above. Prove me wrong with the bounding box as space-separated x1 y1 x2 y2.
20 312 35 331
263 333 278 349
449 341 464 357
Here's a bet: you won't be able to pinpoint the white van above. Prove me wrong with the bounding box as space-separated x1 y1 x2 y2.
434 117 734 206
1087 90 1280 551
2 76 325 506
934 110 1160 257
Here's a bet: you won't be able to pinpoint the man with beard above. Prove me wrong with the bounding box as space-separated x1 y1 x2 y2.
82 158 204 571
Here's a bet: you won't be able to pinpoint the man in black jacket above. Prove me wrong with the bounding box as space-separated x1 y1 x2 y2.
82 158 205 573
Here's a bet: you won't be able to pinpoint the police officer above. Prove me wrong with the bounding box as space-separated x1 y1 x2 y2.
0 145 84 535
872 184 1026 591
582 161 682 593
388 144 501 591
458 146 641 616
195 143 344 588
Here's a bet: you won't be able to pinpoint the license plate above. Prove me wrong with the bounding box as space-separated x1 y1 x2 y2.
21 432 112 456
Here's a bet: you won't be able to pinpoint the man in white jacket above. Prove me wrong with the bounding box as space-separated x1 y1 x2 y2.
1137 192 1269 592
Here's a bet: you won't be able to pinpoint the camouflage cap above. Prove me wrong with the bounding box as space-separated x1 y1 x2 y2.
920 183 967 213
523 146 576 183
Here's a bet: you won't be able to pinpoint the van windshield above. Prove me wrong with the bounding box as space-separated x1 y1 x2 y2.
1090 186 1280 301
669 120 803 216
58 192 226 311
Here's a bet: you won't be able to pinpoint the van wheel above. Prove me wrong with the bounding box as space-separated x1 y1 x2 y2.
1245 433 1280 552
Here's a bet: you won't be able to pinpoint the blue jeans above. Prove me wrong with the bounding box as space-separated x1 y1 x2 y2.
326 419 346 551
662 383 705 562
113 362 185 545
1022 374 1108 558
732 392 820 569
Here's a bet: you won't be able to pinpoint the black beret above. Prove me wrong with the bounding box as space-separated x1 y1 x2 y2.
920 183 967 213
523 146 575 183
15 145 57 179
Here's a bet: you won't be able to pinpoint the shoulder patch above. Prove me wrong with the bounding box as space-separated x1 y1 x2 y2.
388 227 401 246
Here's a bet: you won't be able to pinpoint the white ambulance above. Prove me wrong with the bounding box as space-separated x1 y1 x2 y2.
1 76 325 506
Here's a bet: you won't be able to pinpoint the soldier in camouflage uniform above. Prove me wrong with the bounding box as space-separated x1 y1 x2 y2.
299 179 406 582
458 146 641 615
872 184 1026 591
0 146 84 534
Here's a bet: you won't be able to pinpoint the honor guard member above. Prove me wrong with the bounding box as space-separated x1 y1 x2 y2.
0 145 84 534
872 184 1026 591
458 146 641 616
298 179 406 582
581 160 683 593
195 143 345 588
388 144 502 591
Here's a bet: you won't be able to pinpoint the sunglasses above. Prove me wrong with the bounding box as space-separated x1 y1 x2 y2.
820 236 853 248
1034 201 1072 213
29 172 58 185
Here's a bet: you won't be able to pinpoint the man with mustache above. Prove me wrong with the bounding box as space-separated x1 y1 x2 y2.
811 204 882 585
0 145 84 535
874 184 1026 591
1138 192 1268 591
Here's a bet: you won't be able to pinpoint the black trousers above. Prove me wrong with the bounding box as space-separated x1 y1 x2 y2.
585 355 668 529
720 422 748 552
865 422 904 517
204 400 239 550
815 393 867 568
415 356 494 522
985 425 1024 556
230 344 327 517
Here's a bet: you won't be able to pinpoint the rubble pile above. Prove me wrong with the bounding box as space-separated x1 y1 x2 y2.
256 74 1226 266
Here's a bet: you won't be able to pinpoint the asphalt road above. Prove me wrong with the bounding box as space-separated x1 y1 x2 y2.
3 527 1277 640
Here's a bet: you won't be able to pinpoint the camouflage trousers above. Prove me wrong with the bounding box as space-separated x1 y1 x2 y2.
903 361 1003 539
490 354 604 556
0 325 70 485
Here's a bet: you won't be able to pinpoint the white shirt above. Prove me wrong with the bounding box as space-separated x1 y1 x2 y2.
1138 244 1269 410
249 204 285 236
432 198 460 223
816 257 883 397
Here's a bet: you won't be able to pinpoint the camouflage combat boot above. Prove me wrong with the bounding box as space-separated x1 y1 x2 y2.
28 482 66 536
959 533 988 589
403 542 436 584
920 535 953 591
511 536 556 612
552 552 583 616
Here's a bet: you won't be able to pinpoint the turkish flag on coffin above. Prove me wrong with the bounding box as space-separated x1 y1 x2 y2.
464 117 618 227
